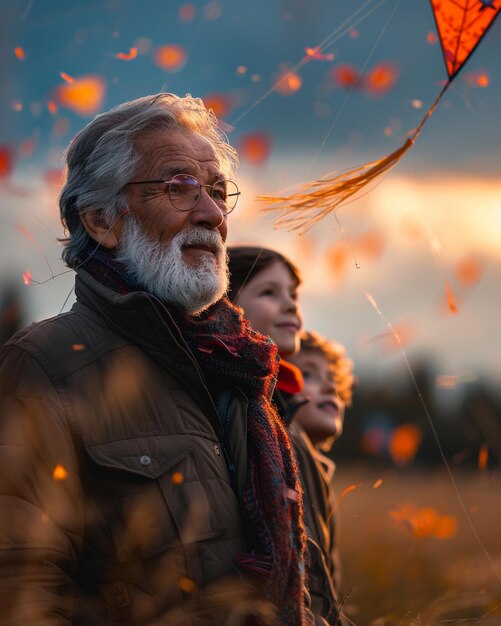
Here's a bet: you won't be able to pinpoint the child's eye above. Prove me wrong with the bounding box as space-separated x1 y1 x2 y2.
301 369 313 380
259 288 274 297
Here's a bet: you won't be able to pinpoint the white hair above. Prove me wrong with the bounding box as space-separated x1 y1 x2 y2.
115 218 229 315
59 93 238 268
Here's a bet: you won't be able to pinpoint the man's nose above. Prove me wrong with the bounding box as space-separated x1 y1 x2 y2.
190 188 225 229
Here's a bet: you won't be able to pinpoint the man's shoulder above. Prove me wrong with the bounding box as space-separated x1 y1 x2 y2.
1 309 130 381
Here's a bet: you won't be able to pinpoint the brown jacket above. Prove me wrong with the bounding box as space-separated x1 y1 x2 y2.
0 270 271 625
289 424 343 626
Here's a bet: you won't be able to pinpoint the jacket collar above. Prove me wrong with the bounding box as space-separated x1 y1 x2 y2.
72 269 224 437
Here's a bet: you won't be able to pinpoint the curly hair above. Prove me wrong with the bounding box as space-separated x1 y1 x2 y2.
59 93 239 268
299 330 355 406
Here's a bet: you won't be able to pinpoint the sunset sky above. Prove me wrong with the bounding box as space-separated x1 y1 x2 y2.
1 0 501 394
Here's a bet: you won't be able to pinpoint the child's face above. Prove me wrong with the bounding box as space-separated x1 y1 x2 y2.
235 261 303 357
291 350 345 446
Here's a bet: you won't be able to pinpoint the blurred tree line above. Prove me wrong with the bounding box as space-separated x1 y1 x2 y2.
333 360 501 469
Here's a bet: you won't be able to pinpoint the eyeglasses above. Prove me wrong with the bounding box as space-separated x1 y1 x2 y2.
126 174 240 214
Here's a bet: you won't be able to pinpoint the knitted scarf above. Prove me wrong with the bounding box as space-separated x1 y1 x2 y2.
81 247 310 625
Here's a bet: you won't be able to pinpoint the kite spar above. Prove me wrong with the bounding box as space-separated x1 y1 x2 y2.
259 0 501 233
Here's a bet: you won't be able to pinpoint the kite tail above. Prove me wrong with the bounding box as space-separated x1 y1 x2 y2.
259 81 450 234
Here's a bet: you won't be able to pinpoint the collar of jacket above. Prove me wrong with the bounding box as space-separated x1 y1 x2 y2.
72 268 225 438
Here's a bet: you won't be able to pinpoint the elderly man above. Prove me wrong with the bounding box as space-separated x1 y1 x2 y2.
0 94 310 626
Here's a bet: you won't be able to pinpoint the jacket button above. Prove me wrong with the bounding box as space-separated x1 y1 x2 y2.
140 455 151 466
213 443 221 456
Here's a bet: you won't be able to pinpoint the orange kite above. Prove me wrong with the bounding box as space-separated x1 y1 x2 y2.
260 0 501 233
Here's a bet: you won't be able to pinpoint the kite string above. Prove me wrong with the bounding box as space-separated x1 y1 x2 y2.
409 78 451 143
365 292 501 588
27 219 121 287
307 0 402 176
230 0 389 127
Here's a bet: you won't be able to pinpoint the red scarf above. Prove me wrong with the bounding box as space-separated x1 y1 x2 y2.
276 360 304 395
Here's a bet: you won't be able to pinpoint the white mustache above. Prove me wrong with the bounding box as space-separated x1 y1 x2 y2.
177 228 224 253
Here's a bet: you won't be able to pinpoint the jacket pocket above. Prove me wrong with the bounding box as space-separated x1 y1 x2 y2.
85 435 225 560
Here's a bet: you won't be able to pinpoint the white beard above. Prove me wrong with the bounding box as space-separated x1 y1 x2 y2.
115 217 229 315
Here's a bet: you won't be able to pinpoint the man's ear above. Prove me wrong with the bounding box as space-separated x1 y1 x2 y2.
80 209 123 249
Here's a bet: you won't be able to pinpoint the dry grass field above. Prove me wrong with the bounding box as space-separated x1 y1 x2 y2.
334 466 501 625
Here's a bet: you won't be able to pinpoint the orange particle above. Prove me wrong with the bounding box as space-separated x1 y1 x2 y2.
72 344 86 351
400 215 422 241
179 577 197 593
360 428 387 457
202 93 232 118
14 224 35 243
325 245 348 278
476 72 489 87
54 75 107 116
154 44 187 72
238 132 272 165
236 65 247 75
60 72 75 84
478 443 489 471
114 47 138 61
0 145 14 178
22 272 32 286
388 424 421 466
44 169 65 187
275 69 302 95
426 31 438 44
179 3 196 21
53 464 69 480
436 374 458 389
456 256 482 286
19 137 37 158
380 322 416 354
171 471 184 484
373 478 383 489
411 507 438 539
330 64 359 88
14 46 25 60
391 505 457 540
354 231 384 259
464 69 491 88
293 234 315 264
363 62 399 96
338 483 362 501
304 47 335 61
47 101 58 115
445 281 459 314
433 515 458 540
